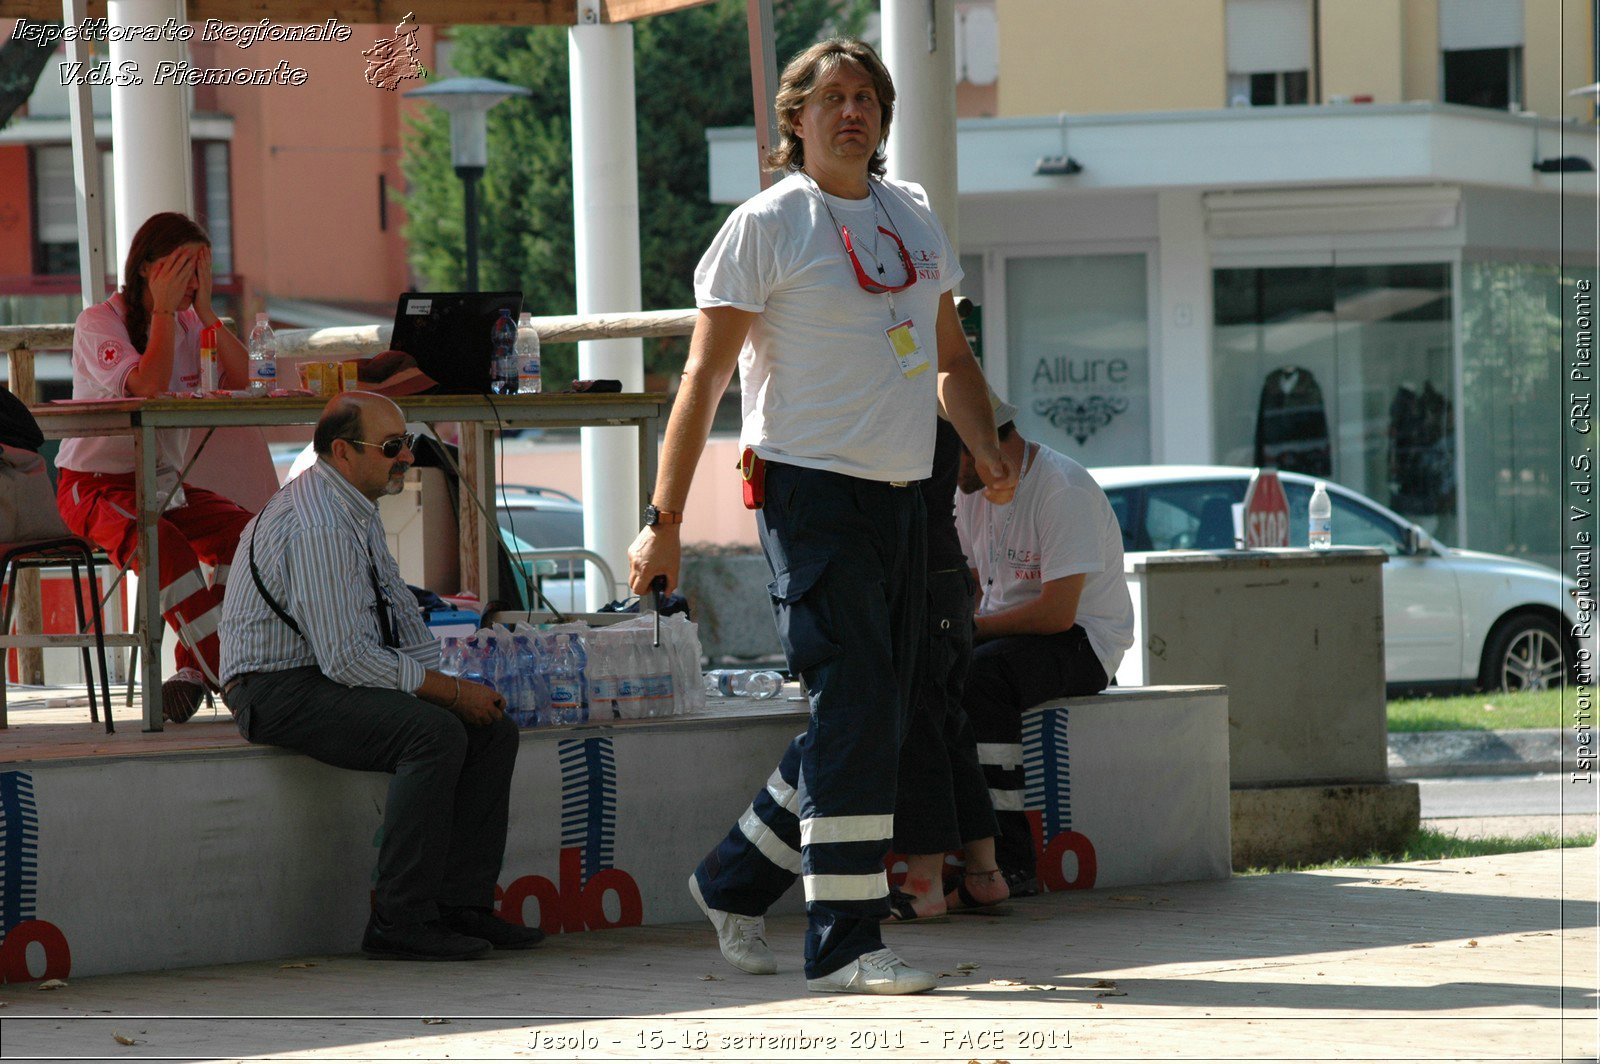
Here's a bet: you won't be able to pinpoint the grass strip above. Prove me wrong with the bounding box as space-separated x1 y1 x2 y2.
1387 689 1563 732
1240 827 1595 876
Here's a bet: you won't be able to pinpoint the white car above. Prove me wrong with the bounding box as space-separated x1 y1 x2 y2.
1092 465 1580 693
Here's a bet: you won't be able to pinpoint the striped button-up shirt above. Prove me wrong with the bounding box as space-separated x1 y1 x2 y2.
219 460 440 691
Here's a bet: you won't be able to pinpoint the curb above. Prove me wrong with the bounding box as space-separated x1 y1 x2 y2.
1387 728 1588 779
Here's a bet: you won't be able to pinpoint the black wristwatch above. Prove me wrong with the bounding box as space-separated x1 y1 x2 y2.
643 504 684 527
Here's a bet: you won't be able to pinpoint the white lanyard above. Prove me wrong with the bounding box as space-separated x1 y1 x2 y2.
807 175 902 321
984 442 1036 591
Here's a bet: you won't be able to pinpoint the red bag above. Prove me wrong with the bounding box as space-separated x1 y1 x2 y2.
740 447 766 510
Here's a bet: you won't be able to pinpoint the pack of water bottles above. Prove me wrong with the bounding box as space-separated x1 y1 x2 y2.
583 614 706 721
438 613 705 728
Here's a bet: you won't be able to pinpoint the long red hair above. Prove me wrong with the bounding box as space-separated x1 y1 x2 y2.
120 212 210 353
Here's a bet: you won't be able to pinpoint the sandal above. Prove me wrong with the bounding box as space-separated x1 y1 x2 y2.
887 887 950 923
945 868 1014 914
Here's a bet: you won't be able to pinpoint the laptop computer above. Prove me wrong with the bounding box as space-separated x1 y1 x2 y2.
388 291 522 394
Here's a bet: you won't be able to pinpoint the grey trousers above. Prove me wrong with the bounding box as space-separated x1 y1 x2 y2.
224 666 520 927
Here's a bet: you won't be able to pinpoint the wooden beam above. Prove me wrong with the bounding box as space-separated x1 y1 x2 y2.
600 0 715 22
8 2 576 25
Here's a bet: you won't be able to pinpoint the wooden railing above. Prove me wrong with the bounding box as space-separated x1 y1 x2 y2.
1 309 697 687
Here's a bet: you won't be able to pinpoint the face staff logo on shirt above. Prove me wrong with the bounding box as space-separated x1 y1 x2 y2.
912 248 941 282
97 341 126 369
1006 546 1041 582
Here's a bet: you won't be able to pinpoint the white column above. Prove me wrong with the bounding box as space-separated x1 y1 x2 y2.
1154 191 1214 463
109 0 193 282
882 0 959 246
569 24 644 609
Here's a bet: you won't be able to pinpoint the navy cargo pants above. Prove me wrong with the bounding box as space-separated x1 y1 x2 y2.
693 462 926 979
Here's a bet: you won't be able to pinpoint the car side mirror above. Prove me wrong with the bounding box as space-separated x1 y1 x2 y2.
1404 527 1432 556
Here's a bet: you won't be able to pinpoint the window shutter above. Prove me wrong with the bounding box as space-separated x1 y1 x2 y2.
1439 0 1524 50
1226 0 1312 75
957 3 1000 87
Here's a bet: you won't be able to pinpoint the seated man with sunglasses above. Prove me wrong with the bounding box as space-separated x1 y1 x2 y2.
218 392 543 962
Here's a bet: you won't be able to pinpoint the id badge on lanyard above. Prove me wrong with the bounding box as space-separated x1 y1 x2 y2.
885 318 929 378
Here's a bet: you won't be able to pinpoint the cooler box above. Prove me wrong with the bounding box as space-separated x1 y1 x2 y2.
426 608 480 641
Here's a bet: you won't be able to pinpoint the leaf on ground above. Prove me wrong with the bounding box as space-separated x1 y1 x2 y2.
1093 1002 1104 1009
279 962 317 970
1409 943 1433 949
35 980 67 991
1463 939 1479 948
1089 978 1117 988
700 974 722 981
422 1018 450 1025
1095 990 1128 998
955 962 981 972
112 1032 141 1045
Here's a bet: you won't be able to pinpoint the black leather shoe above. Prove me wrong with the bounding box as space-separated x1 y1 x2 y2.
439 906 546 950
361 916 492 961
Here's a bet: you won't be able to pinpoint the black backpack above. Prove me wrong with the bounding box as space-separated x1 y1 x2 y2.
0 387 44 452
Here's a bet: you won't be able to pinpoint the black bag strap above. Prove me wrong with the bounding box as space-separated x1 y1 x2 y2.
248 521 303 637
248 498 398 648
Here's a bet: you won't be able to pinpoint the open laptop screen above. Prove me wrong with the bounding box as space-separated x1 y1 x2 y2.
389 291 522 394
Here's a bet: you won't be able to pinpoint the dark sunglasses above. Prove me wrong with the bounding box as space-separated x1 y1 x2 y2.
344 432 417 459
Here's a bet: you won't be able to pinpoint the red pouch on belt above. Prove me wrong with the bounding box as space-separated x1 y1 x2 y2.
740 446 766 510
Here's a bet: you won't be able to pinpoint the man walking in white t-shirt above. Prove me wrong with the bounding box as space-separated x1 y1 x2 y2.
954 408 1135 894
628 38 1014 994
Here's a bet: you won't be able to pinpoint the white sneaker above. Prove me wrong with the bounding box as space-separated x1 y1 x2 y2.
688 874 776 975
805 948 937 995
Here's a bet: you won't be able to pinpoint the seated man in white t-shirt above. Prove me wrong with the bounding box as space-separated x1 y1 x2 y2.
953 412 1135 895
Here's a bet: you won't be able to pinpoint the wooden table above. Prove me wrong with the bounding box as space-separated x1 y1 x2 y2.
32 392 667 732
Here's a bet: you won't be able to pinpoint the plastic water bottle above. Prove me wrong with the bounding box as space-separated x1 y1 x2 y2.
702 669 784 699
515 311 541 394
491 308 517 395
542 634 584 725
440 636 464 678
1309 482 1332 549
511 635 541 727
247 313 277 394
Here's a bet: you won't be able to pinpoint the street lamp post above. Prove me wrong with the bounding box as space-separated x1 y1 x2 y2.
406 77 531 292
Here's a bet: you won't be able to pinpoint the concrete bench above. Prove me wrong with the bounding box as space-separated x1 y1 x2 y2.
0 685 1228 980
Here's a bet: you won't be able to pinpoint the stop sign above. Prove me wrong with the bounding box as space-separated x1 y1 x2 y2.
1242 468 1290 548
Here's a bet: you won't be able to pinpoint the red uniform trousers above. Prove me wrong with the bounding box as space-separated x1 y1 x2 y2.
56 469 254 689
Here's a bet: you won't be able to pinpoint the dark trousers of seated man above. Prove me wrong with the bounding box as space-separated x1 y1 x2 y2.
893 567 998 858
964 626 1107 880
694 462 925 979
225 666 520 927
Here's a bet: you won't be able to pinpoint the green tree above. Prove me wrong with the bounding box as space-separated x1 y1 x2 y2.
399 0 867 383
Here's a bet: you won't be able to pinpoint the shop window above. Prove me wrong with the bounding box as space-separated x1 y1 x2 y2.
1005 253 1151 466
1212 262 1455 543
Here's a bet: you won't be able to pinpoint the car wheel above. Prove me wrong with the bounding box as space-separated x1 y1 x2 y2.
1479 612 1569 692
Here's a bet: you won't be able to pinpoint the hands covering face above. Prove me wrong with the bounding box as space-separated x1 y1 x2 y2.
145 245 202 314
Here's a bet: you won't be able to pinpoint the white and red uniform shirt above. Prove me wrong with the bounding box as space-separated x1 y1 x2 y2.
56 293 203 478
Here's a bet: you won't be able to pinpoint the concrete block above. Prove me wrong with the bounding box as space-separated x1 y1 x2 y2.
678 549 782 662
1123 549 1389 787
1230 780 1421 870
